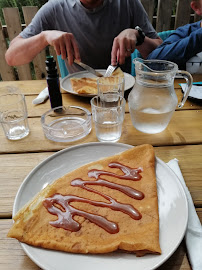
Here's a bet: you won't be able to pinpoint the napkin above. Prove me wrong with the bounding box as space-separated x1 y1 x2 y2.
167 159 202 270
180 83 202 99
32 87 49 105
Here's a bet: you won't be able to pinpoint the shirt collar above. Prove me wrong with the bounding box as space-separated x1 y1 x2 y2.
76 0 108 13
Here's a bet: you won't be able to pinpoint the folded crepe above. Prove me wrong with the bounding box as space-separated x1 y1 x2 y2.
70 77 98 94
70 67 124 95
111 67 124 78
7 144 161 256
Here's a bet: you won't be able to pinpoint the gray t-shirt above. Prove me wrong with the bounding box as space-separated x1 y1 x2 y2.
20 0 158 73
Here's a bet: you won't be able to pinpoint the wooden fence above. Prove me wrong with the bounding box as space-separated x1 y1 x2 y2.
0 0 201 81
0 6 59 81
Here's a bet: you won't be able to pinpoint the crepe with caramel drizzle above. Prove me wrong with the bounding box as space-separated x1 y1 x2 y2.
7 144 161 256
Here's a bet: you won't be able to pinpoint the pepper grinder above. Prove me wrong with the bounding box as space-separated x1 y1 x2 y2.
45 55 63 110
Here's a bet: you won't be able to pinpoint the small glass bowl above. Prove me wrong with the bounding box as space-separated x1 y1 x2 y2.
41 106 91 142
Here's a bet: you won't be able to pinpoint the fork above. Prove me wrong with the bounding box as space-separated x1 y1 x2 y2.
104 65 117 77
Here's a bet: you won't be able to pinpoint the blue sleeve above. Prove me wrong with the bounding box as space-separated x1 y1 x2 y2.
147 21 202 69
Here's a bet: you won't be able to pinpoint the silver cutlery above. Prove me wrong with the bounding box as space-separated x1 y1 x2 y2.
73 59 103 77
104 64 117 77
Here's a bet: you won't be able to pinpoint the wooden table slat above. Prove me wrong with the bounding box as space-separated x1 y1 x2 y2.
25 91 202 118
0 110 202 154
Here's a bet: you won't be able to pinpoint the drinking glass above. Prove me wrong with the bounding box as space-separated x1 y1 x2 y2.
97 76 125 101
0 92 30 140
91 94 125 142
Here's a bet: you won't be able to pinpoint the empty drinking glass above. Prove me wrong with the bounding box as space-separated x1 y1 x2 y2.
0 91 30 140
97 76 125 101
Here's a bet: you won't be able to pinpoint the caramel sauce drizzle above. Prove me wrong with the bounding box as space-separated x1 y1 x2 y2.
43 162 144 234
88 162 143 181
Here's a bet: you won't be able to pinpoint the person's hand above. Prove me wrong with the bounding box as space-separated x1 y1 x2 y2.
111 29 137 65
43 30 81 65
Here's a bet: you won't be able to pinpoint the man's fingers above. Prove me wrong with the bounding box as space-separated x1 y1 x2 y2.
53 43 61 56
49 32 80 66
125 38 132 52
60 42 67 60
63 35 74 65
111 38 119 65
119 40 127 65
111 29 138 65
63 34 81 65
71 38 81 62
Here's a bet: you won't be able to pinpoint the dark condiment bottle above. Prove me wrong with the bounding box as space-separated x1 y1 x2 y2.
45 55 63 110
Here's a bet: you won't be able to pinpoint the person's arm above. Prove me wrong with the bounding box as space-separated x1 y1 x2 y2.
136 36 162 59
5 33 47 66
5 30 81 67
147 22 202 68
111 28 162 65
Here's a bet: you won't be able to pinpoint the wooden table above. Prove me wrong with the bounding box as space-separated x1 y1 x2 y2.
0 77 202 270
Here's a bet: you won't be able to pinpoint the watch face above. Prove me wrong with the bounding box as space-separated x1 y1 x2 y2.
135 26 145 46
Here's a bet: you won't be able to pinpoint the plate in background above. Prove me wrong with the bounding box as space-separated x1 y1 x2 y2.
60 70 135 97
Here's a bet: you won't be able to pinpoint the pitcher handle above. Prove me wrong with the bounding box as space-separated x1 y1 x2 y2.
176 70 193 108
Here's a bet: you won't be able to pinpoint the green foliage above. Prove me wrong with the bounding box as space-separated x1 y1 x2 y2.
0 0 47 7
0 0 47 24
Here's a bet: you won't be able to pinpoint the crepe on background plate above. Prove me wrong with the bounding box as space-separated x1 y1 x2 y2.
7 144 161 256
70 67 124 95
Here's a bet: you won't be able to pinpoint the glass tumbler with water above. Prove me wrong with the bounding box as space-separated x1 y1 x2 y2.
128 58 193 134
91 95 125 142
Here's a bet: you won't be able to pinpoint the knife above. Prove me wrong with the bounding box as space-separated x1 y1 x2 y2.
66 59 103 77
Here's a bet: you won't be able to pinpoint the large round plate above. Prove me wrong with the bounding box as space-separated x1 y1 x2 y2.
13 142 188 270
60 70 135 97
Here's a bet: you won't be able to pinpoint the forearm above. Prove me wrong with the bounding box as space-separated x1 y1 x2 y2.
147 27 202 67
5 32 48 66
137 36 162 59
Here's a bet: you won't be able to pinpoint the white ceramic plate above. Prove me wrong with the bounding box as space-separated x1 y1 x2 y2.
13 142 188 270
60 70 135 97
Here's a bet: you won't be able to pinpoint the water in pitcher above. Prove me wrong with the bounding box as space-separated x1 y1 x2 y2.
129 84 178 134
128 58 192 134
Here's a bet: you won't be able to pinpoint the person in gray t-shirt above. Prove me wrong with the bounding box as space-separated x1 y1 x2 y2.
5 0 162 74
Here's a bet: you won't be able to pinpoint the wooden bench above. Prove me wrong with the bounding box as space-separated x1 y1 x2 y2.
0 0 201 81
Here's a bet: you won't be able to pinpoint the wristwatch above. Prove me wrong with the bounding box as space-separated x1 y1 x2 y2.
135 26 145 46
